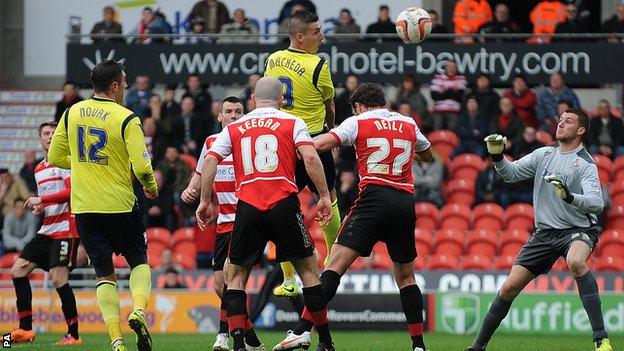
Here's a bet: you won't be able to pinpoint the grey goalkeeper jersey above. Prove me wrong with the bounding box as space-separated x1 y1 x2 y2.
494 144 604 230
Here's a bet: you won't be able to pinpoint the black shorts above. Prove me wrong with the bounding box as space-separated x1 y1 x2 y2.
75 206 147 277
295 128 336 194
230 194 314 266
213 232 230 271
514 225 601 275
338 185 417 264
20 235 79 271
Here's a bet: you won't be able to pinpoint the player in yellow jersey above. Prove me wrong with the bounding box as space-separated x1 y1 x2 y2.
264 9 342 303
49 59 157 351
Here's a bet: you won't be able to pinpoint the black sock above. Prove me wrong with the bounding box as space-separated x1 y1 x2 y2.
244 318 261 347
320 270 341 303
293 317 315 335
400 285 425 349
219 284 229 334
225 290 248 350
13 277 32 330
56 283 79 339
302 284 332 347
473 293 512 348
576 272 608 340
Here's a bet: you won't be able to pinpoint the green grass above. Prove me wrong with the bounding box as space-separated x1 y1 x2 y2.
10 331 613 351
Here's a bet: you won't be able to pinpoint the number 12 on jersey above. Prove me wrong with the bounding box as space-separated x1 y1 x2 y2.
241 135 279 175
367 138 412 175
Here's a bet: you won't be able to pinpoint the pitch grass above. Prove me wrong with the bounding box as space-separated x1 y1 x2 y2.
11 331 610 350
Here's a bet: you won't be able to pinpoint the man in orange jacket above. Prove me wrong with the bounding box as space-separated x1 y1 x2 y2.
453 0 493 43
529 0 567 43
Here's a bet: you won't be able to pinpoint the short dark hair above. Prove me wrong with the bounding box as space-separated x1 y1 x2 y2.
428 9 438 16
13 198 24 206
63 81 76 88
143 6 153 13
38 121 57 136
0 168 8 175
187 73 200 81
164 83 177 91
349 83 386 109
288 10 319 36
103 6 115 14
379 5 389 11
165 267 178 275
557 99 572 108
565 108 589 134
90 59 123 93
221 96 244 107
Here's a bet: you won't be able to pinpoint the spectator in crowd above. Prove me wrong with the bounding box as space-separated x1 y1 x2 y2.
503 74 538 128
453 97 489 157
163 84 181 119
396 73 429 130
144 169 175 231
453 0 492 43
131 6 173 44
554 3 588 40
145 95 164 121
586 99 624 159
334 8 360 43
157 249 183 272
478 3 520 41
182 74 212 116
474 158 509 207
163 267 187 289
90 6 123 42
2 199 37 252
54 82 83 121
172 97 209 157
467 73 500 123
335 74 359 125
0 169 30 217
336 170 358 219
219 8 258 43
157 146 192 200
19 149 40 194
143 117 167 163
240 74 261 113
125 75 153 117
493 97 525 152
529 0 567 43
557 99 572 118
430 60 467 130
366 5 399 41
427 10 449 40
183 17 211 44
412 151 445 207
513 126 544 159
397 101 422 127
278 4 307 41
601 4 624 43
537 73 580 134
187 0 230 34
278 0 317 24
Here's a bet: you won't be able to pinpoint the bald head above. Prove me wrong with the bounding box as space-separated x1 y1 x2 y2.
253 77 283 107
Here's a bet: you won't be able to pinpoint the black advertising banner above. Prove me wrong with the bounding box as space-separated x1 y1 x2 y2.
67 42 624 86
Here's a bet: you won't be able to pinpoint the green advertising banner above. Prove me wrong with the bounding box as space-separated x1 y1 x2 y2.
435 292 624 335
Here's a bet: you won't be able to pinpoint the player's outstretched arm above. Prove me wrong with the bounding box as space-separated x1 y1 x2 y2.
48 114 71 169
313 133 340 152
298 144 332 225
196 155 219 230
181 172 201 204
545 165 604 214
485 134 538 183
124 117 158 197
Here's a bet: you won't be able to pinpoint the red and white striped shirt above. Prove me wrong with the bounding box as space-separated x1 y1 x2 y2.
34 160 78 239
197 136 237 234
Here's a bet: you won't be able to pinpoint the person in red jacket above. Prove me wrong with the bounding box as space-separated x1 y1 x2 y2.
503 74 538 128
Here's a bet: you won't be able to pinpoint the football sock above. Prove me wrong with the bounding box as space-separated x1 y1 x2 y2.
244 317 261 347
294 269 342 334
302 284 332 347
472 293 511 348
399 284 425 349
219 284 229 334
56 283 79 339
280 261 296 285
129 264 151 311
321 200 341 254
226 289 248 350
13 277 32 331
96 280 123 343
576 272 608 340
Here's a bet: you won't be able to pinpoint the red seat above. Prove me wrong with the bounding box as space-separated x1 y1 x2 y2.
349 257 366 271
173 252 196 270
598 229 624 257
440 203 472 230
172 227 196 248
466 229 498 257
0 252 20 268
428 254 459 270
147 242 169 268
445 179 476 207
551 258 568 272
415 202 439 230
179 153 198 171
505 203 534 230
415 229 433 256
146 227 172 247
113 254 128 268
609 180 624 206
595 255 624 272
500 229 530 256
413 256 426 271
536 130 553 145
493 255 515 271
371 253 393 270
450 153 485 181
174 241 197 257
614 156 624 180
606 205 624 229
473 203 505 231
592 154 613 185
428 130 459 160
434 229 465 256
460 254 493 270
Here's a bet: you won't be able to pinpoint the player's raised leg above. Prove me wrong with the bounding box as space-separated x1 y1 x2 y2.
9 258 37 343
50 264 81 345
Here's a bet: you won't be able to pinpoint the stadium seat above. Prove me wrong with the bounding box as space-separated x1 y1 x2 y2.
415 202 439 230
466 229 498 257
173 253 196 270
595 255 624 272
113 254 128 268
172 227 196 248
445 179 476 207
551 258 568 272
598 229 624 257
0 252 20 268
428 130 459 160
428 254 459 270
146 227 172 247
505 203 534 230
440 203 472 230
179 153 198 171
592 154 613 185
147 242 169 267
473 203 505 231
606 205 624 229
460 254 493 270
415 228 433 256
493 255 515 271
434 229 465 256
371 253 393 270
609 180 624 206
349 257 366 271
536 130 553 145
499 229 530 256
614 156 624 180
173 241 196 258
449 153 485 181
413 256 426 271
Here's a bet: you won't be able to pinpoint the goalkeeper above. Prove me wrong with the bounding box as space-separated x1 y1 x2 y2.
466 109 613 351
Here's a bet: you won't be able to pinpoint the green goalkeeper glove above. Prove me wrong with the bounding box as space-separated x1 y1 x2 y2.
544 174 574 203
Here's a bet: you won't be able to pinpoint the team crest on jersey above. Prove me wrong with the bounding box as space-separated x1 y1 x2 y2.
50 168 57 176
570 159 580 169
